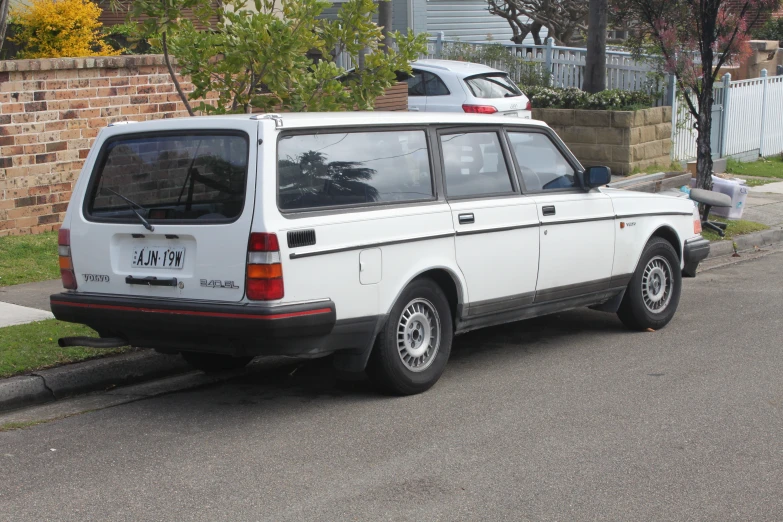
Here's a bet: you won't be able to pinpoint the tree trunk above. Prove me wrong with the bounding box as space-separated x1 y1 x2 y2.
378 0 392 53
695 88 715 191
161 32 195 117
583 0 607 93
531 22 542 45
0 0 10 55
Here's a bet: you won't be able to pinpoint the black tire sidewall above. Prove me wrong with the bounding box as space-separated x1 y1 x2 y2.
369 278 453 395
620 238 682 331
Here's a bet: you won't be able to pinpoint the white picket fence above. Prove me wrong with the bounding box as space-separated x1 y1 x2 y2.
427 34 661 92
672 70 783 162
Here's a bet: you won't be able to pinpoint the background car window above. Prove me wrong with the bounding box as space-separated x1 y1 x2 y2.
278 130 433 210
423 71 450 96
440 132 514 198
464 74 522 99
507 132 576 191
407 70 426 97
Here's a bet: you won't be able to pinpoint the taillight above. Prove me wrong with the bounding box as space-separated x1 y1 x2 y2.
58 228 77 290
525 100 532 110
462 104 497 114
246 232 283 300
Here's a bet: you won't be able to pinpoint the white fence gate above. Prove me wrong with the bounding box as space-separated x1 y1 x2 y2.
672 70 783 162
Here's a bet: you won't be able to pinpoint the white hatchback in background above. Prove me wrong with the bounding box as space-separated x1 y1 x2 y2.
406 59 532 118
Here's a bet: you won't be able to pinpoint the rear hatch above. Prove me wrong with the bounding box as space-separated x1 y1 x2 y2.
463 73 531 117
68 121 258 302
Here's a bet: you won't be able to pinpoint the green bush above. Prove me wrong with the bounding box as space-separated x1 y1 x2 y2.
751 17 783 43
521 86 658 110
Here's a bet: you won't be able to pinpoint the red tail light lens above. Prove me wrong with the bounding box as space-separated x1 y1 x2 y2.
246 232 283 300
525 100 532 111
58 227 77 289
462 104 498 114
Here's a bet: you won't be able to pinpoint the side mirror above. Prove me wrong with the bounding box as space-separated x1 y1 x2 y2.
581 166 611 189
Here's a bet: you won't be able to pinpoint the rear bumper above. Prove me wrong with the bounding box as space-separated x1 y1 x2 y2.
682 236 711 277
50 293 377 358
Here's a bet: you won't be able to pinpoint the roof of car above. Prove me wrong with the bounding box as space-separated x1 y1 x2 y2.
105 112 549 132
410 59 504 76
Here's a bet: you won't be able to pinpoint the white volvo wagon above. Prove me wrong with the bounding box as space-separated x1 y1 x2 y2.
51 112 709 395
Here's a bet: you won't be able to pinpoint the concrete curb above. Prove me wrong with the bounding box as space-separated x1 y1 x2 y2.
707 226 783 258
0 350 190 413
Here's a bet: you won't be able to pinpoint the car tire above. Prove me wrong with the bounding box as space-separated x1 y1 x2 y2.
180 352 254 373
367 278 453 396
617 237 682 331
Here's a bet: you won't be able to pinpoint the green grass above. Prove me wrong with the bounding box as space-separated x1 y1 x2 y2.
701 215 769 242
743 178 781 188
0 231 60 287
0 320 131 378
726 156 783 179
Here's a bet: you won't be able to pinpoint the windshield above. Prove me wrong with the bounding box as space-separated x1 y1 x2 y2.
86 133 249 223
464 74 523 99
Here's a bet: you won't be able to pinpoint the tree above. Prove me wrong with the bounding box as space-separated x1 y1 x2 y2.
378 0 393 52
487 0 589 45
0 0 9 55
164 0 426 114
582 0 607 93
614 0 781 190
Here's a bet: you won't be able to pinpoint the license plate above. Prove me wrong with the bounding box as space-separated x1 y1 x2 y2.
132 246 185 269
503 111 519 117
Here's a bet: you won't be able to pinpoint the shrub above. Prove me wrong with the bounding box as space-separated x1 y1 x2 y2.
10 0 120 59
751 17 783 43
521 86 658 110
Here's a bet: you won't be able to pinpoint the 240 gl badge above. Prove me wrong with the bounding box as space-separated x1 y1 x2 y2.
200 279 239 289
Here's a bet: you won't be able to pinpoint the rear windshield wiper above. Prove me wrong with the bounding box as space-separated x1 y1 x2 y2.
102 188 154 232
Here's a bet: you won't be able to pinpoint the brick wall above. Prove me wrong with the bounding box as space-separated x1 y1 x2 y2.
533 106 673 176
0 55 409 236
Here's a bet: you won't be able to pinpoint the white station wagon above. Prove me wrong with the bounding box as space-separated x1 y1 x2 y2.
51 112 709 395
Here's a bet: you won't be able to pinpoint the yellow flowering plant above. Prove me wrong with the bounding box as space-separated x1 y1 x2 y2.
10 0 120 58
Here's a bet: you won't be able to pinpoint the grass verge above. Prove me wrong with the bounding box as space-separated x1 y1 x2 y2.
0 231 60 287
701 215 769 242
726 156 783 179
0 320 131 378
743 178 780 188
630 162 684 175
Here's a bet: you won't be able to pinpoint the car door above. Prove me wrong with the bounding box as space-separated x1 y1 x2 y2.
422 71 464 112
439 127 540 316
406 69 427 112
506 129 615 302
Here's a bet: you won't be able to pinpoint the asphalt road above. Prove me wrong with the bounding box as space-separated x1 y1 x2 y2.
2 252 782 521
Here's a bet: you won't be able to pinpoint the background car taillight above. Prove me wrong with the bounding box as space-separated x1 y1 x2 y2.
246 232 283 300
58 228 77 289
525 100 532 111
462 104 497 114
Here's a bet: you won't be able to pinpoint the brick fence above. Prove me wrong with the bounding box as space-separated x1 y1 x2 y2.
0 55 408 236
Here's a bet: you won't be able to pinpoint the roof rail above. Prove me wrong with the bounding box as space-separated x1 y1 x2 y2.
251 113 284 128
107 120 139 127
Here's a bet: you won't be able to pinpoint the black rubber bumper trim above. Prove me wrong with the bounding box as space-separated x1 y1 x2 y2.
683 236 711 277
50 293 337 339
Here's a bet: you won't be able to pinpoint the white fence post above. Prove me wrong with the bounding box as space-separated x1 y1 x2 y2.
719 73 732 158
544 38 554 86
759 69 768 157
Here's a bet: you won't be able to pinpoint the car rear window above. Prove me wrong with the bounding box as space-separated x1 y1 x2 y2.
464 74 523 99
277 129 434 211
86 133 249 223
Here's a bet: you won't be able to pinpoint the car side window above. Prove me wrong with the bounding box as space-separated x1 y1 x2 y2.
407 70 426 97
440 131 514 198
423 72 450 96
278 130 434 210
506 132 576 192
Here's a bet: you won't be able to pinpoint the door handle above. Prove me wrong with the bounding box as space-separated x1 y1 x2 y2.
542 205 556 216
409 107 420 111
125 276 178 287
458 213 475 224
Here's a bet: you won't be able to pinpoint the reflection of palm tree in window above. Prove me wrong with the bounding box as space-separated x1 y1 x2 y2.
280 150 379 204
